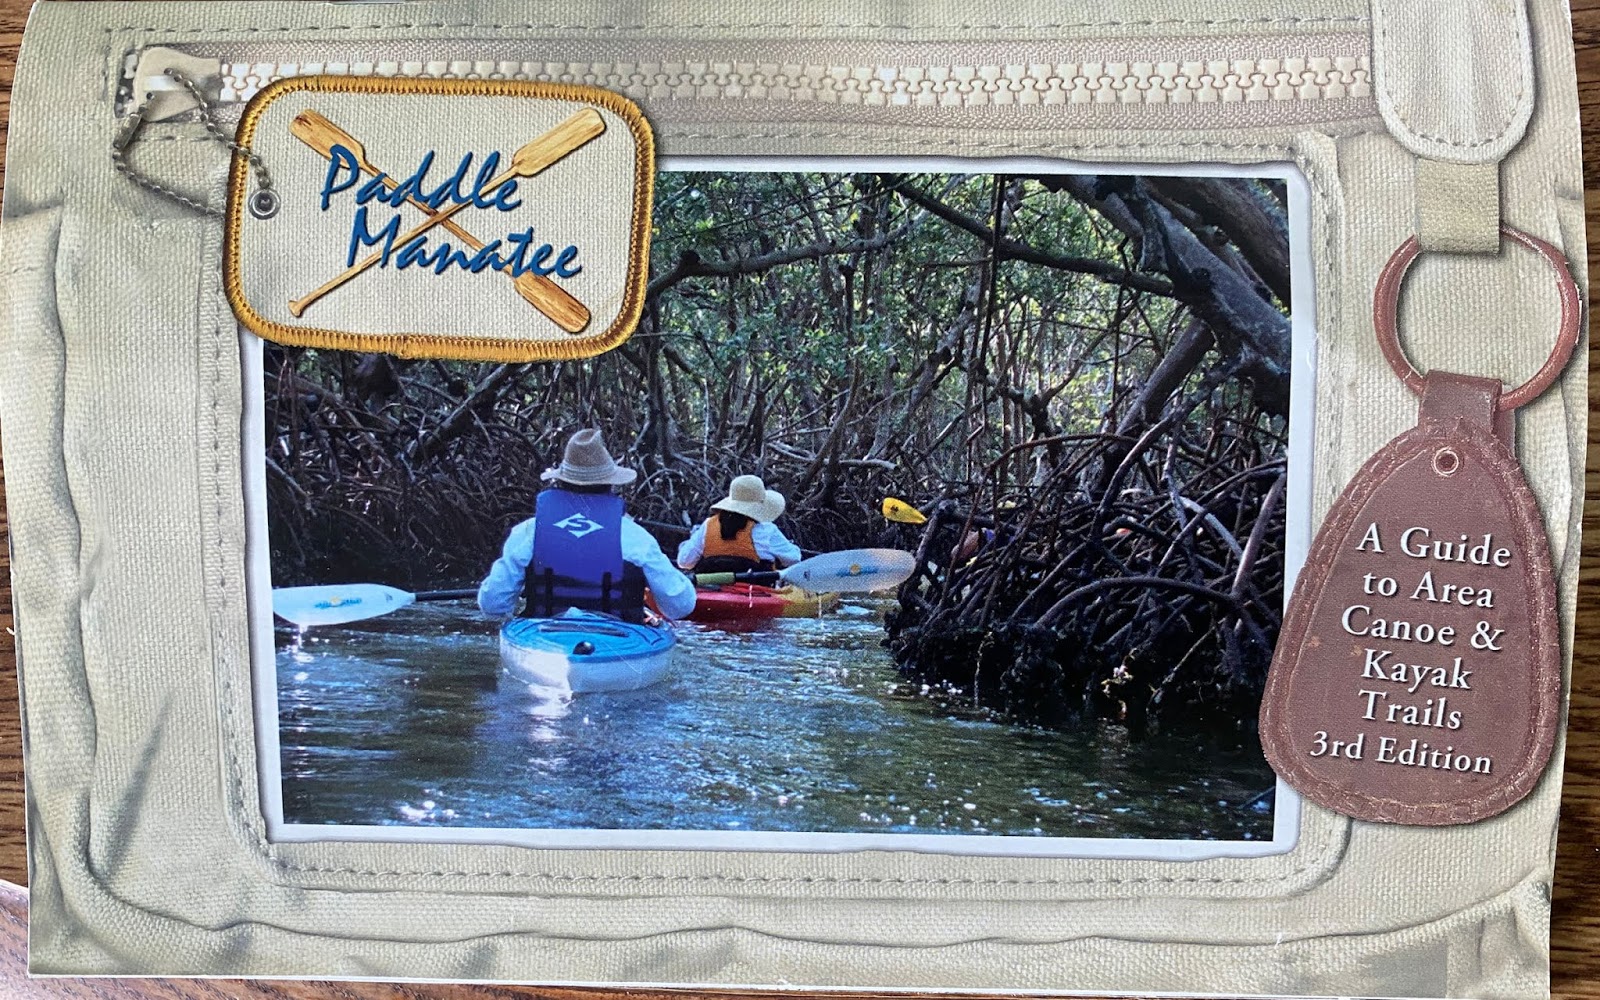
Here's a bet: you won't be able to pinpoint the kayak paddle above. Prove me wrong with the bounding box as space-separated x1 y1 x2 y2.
275 549 917 626
694 548 917 594
272 584 476 628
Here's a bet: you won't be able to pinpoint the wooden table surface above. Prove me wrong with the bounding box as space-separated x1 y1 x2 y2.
2 0 1600 996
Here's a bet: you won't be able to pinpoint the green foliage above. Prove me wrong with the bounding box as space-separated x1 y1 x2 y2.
268 170 1287 587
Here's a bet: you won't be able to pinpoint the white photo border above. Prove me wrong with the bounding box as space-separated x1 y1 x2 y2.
246 155 1314 860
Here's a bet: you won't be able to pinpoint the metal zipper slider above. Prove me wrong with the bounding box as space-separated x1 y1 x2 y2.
130 47 224 121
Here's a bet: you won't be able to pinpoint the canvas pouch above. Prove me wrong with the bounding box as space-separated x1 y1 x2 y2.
0 0 1587 995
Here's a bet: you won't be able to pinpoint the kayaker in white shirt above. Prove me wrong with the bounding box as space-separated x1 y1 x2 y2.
677 475 803 574
477 430 697 622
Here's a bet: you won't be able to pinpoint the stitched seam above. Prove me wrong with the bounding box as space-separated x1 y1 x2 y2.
1374 2 1525 148
208 131 1348 887
664 134 1301 152
243 870 1326 885
117 135 221 144
107 17 1372 35
206 211 277 862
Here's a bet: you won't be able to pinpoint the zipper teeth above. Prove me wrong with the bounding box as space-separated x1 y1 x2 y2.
213 56 1371 107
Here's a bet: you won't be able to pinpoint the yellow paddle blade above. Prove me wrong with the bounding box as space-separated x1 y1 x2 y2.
881 497 928 524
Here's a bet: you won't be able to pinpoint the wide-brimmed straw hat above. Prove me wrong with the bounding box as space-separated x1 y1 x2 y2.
540 429 638 487
712 475 786 523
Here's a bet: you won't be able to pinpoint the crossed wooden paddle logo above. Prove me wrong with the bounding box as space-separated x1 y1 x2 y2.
287 107 606 333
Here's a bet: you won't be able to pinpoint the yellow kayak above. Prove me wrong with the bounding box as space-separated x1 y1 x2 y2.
775 585 843 618
690 582 840 624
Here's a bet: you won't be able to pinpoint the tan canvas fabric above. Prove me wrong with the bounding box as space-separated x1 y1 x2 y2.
1371 0 1535 164
1416 160 1504 252
0 0 1584 995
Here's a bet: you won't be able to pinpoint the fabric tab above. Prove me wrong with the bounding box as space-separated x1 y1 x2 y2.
1416 160 1502 253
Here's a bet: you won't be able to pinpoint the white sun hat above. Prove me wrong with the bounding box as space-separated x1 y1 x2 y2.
711 474 786 523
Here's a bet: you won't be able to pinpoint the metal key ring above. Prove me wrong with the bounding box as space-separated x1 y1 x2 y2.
1373 224 1583 411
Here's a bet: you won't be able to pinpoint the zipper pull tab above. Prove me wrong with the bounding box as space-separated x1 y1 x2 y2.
112 105 146 153
130 47 224 122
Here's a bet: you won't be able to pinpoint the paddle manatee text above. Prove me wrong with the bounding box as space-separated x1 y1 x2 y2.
320 145 584 280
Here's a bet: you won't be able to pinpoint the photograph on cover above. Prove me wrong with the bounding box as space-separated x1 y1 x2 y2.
247 158 1313 855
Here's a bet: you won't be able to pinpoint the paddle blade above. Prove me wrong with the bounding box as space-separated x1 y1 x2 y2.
272 584 416 627
513 108 606 175
780 549 917 594
290 110 363 164
881 497 928 524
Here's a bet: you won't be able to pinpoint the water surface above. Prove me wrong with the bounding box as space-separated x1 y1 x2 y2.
277 599 1276 841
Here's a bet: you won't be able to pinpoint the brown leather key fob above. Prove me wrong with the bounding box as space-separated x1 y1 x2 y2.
1260 226 1581 825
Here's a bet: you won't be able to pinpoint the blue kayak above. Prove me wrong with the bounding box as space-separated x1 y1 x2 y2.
499 609 675 693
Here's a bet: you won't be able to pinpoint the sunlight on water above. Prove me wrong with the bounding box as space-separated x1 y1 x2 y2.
277 600 1276 841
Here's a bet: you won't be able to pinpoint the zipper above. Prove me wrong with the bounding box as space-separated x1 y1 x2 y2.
123 40 1371 122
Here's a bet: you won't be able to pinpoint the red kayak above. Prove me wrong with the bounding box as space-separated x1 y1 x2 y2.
686 583 841 626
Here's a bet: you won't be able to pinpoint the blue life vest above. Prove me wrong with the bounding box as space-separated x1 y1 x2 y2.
522 488 645 622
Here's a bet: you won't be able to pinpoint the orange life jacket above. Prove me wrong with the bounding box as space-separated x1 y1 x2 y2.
701 514 761 564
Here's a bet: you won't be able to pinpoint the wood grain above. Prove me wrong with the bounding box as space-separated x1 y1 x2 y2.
0 1 1597 996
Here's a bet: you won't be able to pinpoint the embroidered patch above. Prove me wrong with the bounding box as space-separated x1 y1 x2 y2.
225 76 654 361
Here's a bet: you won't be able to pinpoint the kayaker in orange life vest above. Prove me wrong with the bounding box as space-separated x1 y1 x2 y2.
476 429 696 623
677 475 803 574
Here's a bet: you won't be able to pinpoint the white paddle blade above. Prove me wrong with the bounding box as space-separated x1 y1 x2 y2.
272 584 417 627
781 548 917 594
